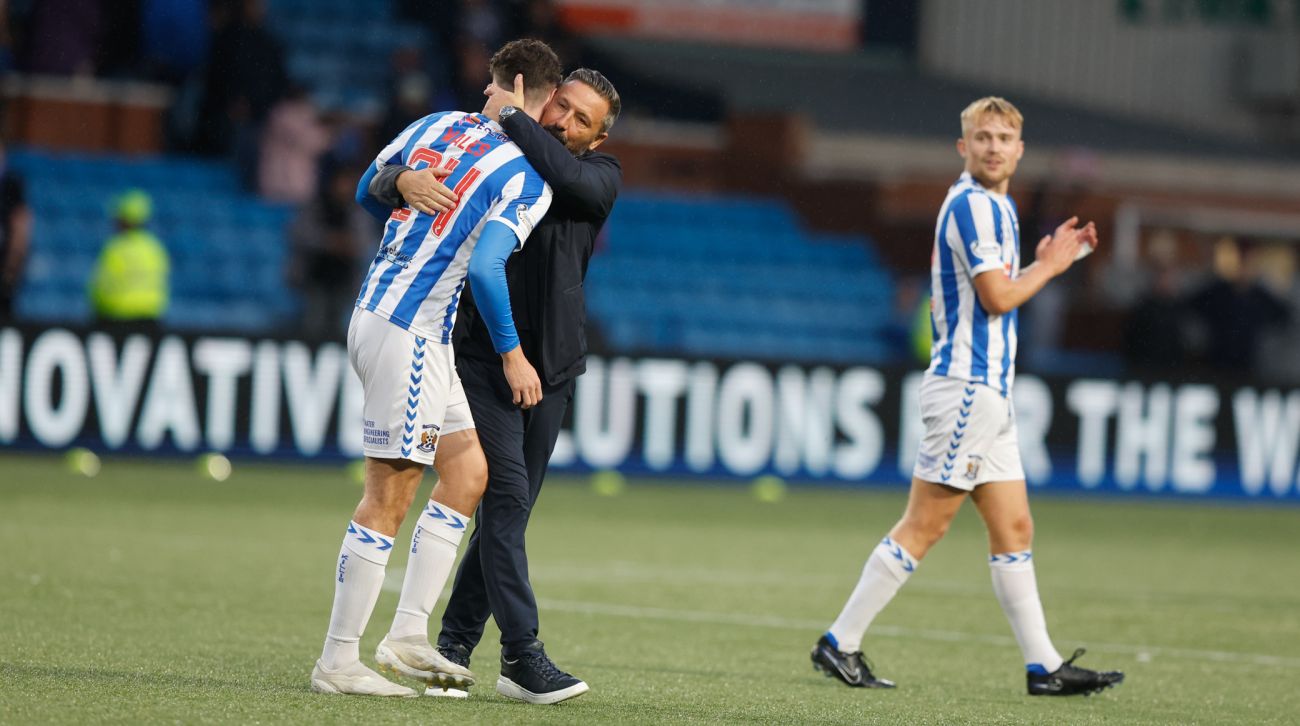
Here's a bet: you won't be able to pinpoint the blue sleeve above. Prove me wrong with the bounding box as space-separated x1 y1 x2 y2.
466 220 522 354
355 161 392 221
355 113 446 221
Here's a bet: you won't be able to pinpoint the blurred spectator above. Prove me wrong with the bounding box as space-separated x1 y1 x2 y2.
0 1 16 75
379 67 433 145
258 87 330 204
323 112 368 170
97 0 142 78
195 0 288 186
1122 263 1188 374
0 138 31 322
395 0 512 110
459 0 505 49
89 191 170 333
287 166 375 340
452 34 494 110
506 0 578 65
23 0 102 75
1186 237 1289 376
884 276 931 366
453 0 505 108
378 45 457 146
141 0 210 81
1017 182 1085 369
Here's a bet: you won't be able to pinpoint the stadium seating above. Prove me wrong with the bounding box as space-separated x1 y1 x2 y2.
588 194 896 364
9 149 298 332
266 0 431 117
10 149 897 363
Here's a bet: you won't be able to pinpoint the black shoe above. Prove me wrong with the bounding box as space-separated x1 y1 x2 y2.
437 642 472 670
1027 648 1125 696
496 640 590 705
810 634 896 689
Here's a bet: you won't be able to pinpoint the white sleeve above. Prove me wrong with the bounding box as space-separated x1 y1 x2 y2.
948 193 1005 277
484 170 553 249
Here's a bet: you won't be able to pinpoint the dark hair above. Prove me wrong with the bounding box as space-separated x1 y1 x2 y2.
565 68 621 134
489 39 563 105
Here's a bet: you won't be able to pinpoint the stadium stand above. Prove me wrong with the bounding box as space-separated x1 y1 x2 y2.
10 150 297 332
588 194 895 363
10 150 896 361
266 0 431 117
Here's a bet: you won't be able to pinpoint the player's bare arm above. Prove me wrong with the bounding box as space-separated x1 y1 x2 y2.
971 217 1095 315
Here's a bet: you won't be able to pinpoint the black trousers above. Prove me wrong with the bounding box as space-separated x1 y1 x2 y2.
438 354 575 656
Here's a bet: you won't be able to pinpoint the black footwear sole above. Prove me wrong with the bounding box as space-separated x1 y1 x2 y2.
1029 675 1125 697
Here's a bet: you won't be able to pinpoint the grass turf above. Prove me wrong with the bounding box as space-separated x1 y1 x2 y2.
2 453 1298 724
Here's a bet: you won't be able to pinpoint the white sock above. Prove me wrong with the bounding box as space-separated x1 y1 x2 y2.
989 551 1063 673
388 501 470 641
320 521 394 670
826 536 918 653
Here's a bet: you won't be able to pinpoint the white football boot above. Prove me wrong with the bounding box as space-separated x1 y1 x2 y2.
310 659 418 697
375 635 476 689
424 685 470 699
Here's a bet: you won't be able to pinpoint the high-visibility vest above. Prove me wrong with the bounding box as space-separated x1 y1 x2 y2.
89 229 170 320
913 292 934 364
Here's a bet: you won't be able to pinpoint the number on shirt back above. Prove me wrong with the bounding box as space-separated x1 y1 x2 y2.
389 147 462 226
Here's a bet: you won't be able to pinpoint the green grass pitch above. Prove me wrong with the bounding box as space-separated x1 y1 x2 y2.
2 453 1298 724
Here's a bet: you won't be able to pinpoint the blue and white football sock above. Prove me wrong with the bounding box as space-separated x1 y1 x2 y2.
320 521 394 670
827 536 918 653
989 550 1064 673
388 501 470 641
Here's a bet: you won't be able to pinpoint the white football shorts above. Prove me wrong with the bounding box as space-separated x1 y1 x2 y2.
346 307 474 465
912 373 1024 490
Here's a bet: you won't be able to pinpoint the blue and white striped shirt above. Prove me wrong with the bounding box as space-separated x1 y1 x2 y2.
926 172 1021 396
354 111 552 344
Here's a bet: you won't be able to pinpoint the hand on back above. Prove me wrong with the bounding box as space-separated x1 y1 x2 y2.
396 167 457 216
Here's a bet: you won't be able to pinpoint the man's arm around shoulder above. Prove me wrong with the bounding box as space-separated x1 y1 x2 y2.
502 112 622 219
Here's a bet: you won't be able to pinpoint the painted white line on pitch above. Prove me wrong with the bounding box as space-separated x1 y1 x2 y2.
530 561 993 595
382 568 1300 669
533 597 1300 670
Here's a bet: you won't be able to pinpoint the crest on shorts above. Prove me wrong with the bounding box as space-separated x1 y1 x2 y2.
964 454 983 481
418 424 440 453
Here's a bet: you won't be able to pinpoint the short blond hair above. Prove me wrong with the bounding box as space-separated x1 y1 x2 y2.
960 96 1023 136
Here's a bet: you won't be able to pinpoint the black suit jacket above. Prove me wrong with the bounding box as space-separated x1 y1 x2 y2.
454 113 622 385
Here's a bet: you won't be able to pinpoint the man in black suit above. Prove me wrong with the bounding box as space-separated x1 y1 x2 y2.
368 68 621 704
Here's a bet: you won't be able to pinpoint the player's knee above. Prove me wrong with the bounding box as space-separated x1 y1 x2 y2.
468 466 488 500
1008 513 1034 545
354 495 408 535
924 516 952 544
455 458 489 502
899 514 950 548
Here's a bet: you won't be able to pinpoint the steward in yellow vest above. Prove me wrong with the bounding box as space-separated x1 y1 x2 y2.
89 190 169 328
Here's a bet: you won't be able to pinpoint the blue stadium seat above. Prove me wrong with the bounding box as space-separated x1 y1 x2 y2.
587 193 897 363
12 146 895 356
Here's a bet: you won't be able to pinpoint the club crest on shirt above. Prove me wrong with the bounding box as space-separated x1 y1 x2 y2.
418 424 440 453
965 455 983 481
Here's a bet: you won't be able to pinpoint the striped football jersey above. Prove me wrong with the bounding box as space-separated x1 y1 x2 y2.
355 111 552 343
926 171 1022 396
